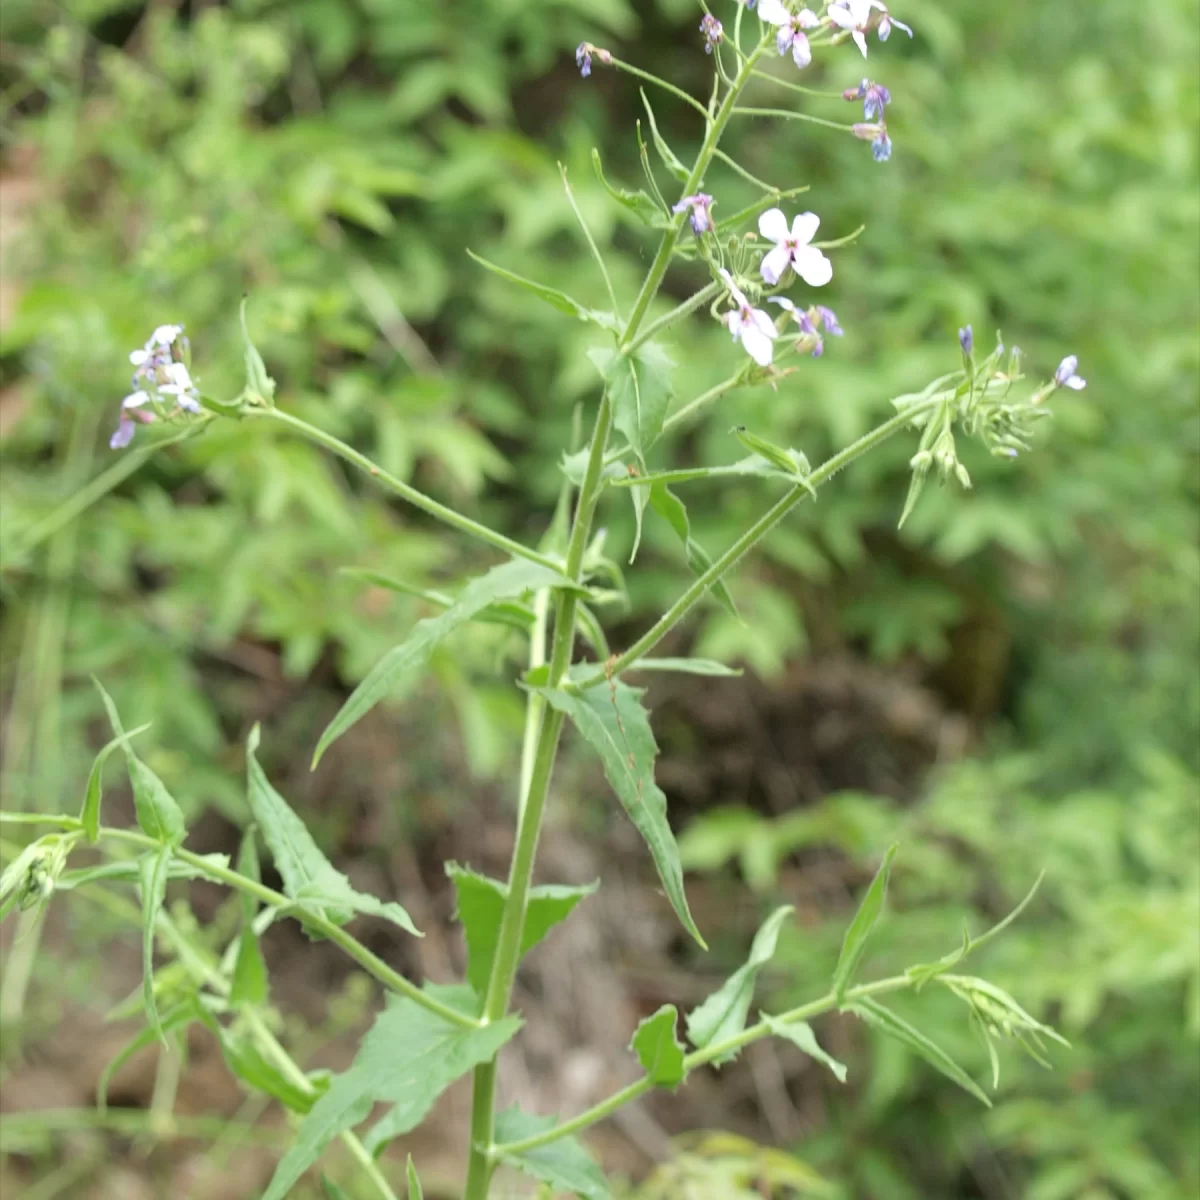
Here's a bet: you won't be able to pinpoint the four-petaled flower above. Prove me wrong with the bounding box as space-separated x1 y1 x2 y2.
718 268 778 366
758 207 833 287
828 0 912 57
1054 355 1086 390
576 43 592 77
700 14 724 53
673 193 716 234
758 0 820 68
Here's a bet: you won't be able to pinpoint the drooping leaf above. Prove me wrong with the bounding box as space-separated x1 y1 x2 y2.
848 997 991 1105
138 846 174 1043
95 679 186 846
532 681 705 948
466 250 619 330
648 482 738 616
762 1014 848 1083
832 845 897 1002
80 722 151 843
640 89 689 182
57 853 230 892
406 1156 423 1200
446 863 598 995
625 658 741 677
630 1004 687 1088
338 566 536 633
493 1106 611 1200
218 1027 324 1113
315 559 573 763
587 343 675 467
592 148 668 227
263 995 520 1199
230 827 268 1008
240 295 276 404
98 995 210 1111
686 905 793 1062
247 727 420 937
731 428 816 498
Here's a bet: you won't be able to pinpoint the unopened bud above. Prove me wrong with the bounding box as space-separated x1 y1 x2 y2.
853 122 883 141
955 463 972 489
910 450 932 471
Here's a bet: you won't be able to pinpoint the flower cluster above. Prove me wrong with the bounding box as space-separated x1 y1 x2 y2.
759 0 819 69
828 0 912 57
700 14 724 54
771 297 845 357
111 324 200 449
575 42 612 78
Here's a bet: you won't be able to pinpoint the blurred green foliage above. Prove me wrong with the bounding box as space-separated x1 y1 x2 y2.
1 0 1197 1197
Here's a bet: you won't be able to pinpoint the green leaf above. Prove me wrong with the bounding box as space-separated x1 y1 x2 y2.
262 996 519 1199
587 343 675 467
762 1015 848 1083
608 455 798 489
80 722 151 843
406 1156 423 1200
218 1027 323 1114
848 997 991 1106
98 996 209 1111
626 658 741 677
493 1107 611 1200
466 250 619 330
321 1177 350 1200
338 567 535 633
247 727 421 937
648 482 737 617
686 905 793 1062
94 679 186 846
138 846 174 1044
731 428 816 498
315 559 573 763
592 148 667 227
532 681 705 948
240 296 276 404
230 828 268 1009
640 89 689 182
630 1004 687 1088
446 863 597 995
832 844 897 1002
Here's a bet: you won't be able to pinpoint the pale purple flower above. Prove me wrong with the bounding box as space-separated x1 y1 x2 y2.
700 14 724 53
111 323 200 449
828 1 912 57
959 325 973 354
816 305 843 336
758 208 833 287
673 193 715 234
110 417 136 449
757 0 820 68
576 43 592 77
719 268 777 366
159 361 201 412
772 297 843 357
845 78 891 121
1054 355 1086 390
122 389 152 409
872 132 892 161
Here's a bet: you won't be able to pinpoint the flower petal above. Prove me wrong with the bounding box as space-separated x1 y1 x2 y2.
110 418 135 449
852 29 868 56
790 31 812 68
718 267 751 311
122 390 151 409
758 207 789 243
769 296 798 313
790 211 821 244
129 348 150 366
794 245 833 287
797 8 820 28
1065 375 1087 390
760 242 793 286
741 324 775 366
827 3 855 30
751 307 779 340
756 0 792 27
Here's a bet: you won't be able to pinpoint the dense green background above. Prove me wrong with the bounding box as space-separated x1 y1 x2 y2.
1 1 1197 1197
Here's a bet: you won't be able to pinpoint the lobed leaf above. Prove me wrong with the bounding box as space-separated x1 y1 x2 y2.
832 844 897 1003
532 680 704 948
630 1004 687 1088
446 863 597 996
686 905 793 1062
762 1014 848 1083
493 1107 611 1200
315 559 573 763
247 727 420 937
263 994 520 1199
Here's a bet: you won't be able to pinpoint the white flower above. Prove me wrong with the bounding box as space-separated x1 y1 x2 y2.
757 208 833 287
150 324 184 347
122 390 152 409
1054 355 1086 390
159 362 201 412
828 0 911 57
757 0 820 68
718 268 778 366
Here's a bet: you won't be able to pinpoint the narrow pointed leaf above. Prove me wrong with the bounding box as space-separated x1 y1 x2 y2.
338 567 536 633
640 90 689 182
686 905 793 1061
98 996 205 1111
494 1107 611 1200
648 482 737 616
406 1156 423 1200
848 997 991 1105
263 996 521 1199
592 148 668 227
446 863 597 994
609 455 798 489
321 1178 350 1200
138 846 174 1043
466 250 619 329
240 296 276 404
588 342 675 467
247 728 420 937
762 1014 848 1082
732 428 817 498
218 1027 323 1113
631 1004 687 1088
532 681 705 948
230 827 268 1008
625 658 741 677
316 559 573 763
95 680 186 845
80 723 151 842
832 844 897 1002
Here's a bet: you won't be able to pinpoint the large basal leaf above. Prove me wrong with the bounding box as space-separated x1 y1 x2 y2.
315 559 572 764
263 995 521 1200
848 997 991 1106
247 728 420 937
647 482 738 616
630 1004 687 1088
832 844 897 1002
493 1107 611 1200
446 863 597 995
762 1014 848 1083
686 905 794 1062
95 679 186 846
587 342 675 467
533 680 705 948
466 250 619 330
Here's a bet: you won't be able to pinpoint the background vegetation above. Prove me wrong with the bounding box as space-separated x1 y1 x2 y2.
1 1 1197 1197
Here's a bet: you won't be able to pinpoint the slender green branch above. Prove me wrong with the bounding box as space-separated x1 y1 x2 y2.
492 976 912 1158
606 56 712 120
712 147 785 193
749 69 848 100
96 827 477 1030
716 185 812 232
247 407 561 573
561 163 621 321
624 282 721 356
733 105 859 133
